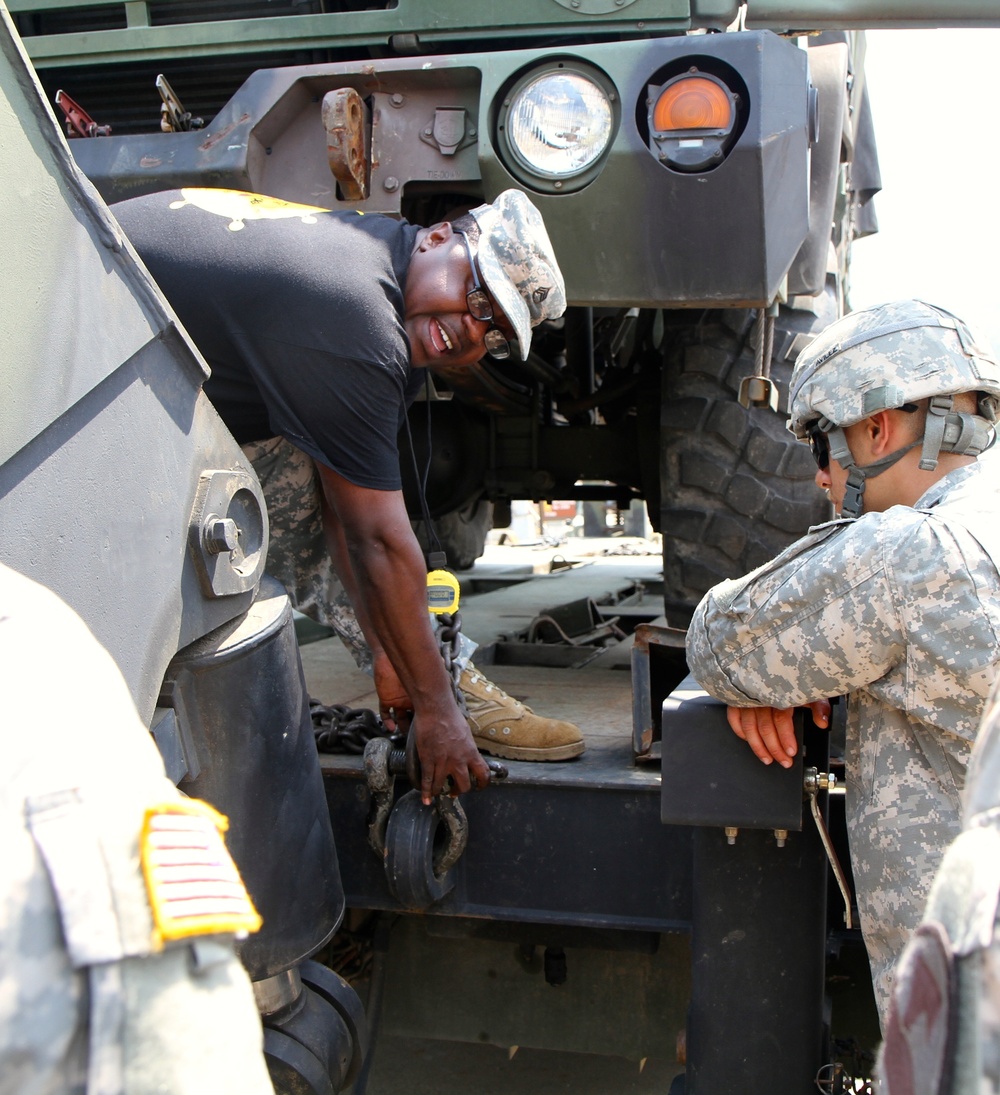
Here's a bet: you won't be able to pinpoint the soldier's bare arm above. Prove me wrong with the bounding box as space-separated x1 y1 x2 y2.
315 461 414 732
314 461 490 801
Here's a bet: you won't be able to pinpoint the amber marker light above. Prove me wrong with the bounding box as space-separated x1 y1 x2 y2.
652 75 733 132
647 69 739 173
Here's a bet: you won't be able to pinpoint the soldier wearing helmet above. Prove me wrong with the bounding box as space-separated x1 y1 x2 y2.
788 298 999 520
686 299 1000 1027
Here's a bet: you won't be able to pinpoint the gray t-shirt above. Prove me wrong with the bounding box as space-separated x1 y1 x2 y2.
113 188 423 490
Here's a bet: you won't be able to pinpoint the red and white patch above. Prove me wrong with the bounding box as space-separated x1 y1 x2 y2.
140 800 261 946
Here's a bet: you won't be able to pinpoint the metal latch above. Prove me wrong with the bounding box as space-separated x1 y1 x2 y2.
54 90 111 138
188 469 267 598
323 87 370 201
156 74 204 133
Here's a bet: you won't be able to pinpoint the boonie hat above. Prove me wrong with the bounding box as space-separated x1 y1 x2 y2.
468 189 566 360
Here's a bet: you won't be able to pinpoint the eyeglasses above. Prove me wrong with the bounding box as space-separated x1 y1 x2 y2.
806 404 919 471
455 230 512 361
807 424 830 470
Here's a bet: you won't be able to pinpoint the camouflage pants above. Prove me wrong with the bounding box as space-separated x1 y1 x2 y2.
243 436 474 675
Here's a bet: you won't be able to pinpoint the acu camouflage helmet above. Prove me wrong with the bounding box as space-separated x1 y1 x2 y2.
788 300 1000 517
468 189 566 361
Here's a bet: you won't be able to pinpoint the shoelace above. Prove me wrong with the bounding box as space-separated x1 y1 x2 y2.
466 671 522 709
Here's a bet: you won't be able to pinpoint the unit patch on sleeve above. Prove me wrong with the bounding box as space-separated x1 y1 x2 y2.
140 798 262 948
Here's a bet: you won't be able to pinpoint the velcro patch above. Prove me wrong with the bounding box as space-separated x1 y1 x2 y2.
140 799 261 948
878 920 955 1095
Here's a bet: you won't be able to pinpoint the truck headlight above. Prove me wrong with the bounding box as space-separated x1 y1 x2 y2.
496 64 617 193
647 70 738 173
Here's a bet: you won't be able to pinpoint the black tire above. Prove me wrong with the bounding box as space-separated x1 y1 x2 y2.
412 495 493 571
660 297 837 622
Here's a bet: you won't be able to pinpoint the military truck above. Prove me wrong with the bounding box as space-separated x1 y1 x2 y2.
4 3 999 1093
11 0 999 609
2 0 889 607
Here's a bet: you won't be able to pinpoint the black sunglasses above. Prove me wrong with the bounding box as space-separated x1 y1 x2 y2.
455 230 512 361
807 424 830 470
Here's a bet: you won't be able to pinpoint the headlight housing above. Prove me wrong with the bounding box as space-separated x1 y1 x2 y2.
647 69 738 174
495 62 618 194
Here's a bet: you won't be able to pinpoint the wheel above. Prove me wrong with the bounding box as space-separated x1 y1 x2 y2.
660 294 838 622
263 1028 334 1095
299 960 369 1087
262 985 352 1095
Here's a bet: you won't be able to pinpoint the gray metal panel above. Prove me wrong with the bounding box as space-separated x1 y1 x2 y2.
660 675 805 831
0 12 202 466
73 32 812 308
0 7 265 721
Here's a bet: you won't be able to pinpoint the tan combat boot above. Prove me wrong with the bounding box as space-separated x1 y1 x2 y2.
459 663 585 761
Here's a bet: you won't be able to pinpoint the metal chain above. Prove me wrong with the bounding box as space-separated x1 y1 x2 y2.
314 610 468 753
436 611 469 716
310 699 402 755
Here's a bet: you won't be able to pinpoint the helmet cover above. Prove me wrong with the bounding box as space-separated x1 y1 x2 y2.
788 299 1000 439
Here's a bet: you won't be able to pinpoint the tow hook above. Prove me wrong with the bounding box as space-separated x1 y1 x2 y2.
363 734 507 910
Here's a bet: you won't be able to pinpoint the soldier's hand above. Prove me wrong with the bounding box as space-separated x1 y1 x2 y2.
726 700 830 768
412 710 491 805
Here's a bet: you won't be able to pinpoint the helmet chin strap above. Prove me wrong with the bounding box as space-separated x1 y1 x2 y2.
818 395 996 519
820 421 920 519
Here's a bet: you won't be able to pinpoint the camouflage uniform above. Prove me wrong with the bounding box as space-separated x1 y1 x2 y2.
242 435 477 674
0 564 273 1095
687 300 1000 1027
878 677 1000 1095
242 435 373 671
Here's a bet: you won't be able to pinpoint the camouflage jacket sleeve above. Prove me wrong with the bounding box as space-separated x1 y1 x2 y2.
686 502 992 716
1 565 274 1095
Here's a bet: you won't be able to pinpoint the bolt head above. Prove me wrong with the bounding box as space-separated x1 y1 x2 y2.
205 516 239 554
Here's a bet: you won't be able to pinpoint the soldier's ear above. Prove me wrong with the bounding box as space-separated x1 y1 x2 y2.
866 410 895 455
418 221 454 250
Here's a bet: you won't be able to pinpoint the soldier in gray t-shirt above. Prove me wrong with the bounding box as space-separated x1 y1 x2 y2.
686 300 1000 1026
